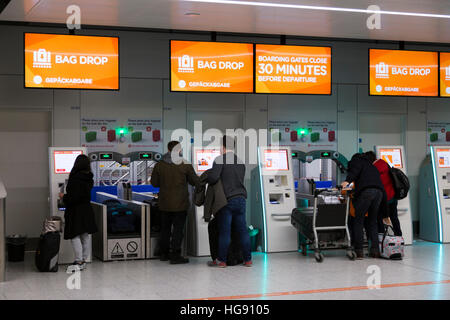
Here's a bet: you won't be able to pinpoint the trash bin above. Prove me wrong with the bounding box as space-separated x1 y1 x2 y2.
248 226 259 252
6 235 27 262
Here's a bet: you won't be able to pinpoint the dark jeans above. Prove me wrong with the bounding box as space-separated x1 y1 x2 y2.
160 211 187 256
378 199 403 236
352 189 383 251
217 197 252 263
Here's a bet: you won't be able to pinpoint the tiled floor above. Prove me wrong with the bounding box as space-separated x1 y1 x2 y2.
1 240 450 300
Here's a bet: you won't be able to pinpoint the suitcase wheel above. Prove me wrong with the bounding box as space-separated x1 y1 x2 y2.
346 250 357 261
314 252 324 263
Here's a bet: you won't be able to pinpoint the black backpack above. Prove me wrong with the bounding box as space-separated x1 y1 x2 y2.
389 167 410 200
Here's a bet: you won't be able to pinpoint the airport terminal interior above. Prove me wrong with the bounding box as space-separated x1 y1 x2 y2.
1 0 450 301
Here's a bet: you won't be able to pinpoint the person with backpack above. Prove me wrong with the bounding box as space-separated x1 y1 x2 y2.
151 141 200 264
341 152 388 259
206 135 252 268
365 151 403 236
59 154 98 272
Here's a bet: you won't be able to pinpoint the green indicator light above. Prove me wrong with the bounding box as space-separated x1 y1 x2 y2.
115 127 129 135
143 154 149 158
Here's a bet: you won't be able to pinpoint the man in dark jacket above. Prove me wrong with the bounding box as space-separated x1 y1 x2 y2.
206 136 252 268
151 141 200 264
341 152 387 259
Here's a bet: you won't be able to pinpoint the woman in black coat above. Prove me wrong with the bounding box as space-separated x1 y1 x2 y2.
59 154 97 271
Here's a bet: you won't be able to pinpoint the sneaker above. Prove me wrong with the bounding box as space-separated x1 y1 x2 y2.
207 260 218 267
217 261 227 268
170 256 189 264
243 261 253 267
78 262 86 271
66 262 81 274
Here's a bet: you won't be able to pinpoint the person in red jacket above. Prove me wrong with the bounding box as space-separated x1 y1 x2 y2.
365 151 402 236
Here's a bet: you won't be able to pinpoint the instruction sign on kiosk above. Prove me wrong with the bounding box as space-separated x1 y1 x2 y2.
379 148 403 169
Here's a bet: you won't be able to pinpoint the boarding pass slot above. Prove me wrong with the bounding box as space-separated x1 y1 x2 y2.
269 193 284 205
443 189 450 199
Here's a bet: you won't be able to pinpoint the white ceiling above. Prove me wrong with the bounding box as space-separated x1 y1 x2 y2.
1 0 450 43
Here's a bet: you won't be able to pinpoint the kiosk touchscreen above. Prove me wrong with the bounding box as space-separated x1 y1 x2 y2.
376 146 413 245
420 146 450 243
49 147 91 264
188 148 221 256
251 147 297 253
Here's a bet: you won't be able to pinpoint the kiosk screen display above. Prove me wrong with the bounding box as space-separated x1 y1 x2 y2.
196 149 221 172
379 148 403 168
54 150 84 174
437 148 450 168
263 149 289 171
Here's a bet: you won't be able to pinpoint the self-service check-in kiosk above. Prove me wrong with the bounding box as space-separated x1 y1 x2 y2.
376 146 413 245
187 147 221 256
251 147 297 253
49 147 91 264
419 146 450 243
92 192 146 261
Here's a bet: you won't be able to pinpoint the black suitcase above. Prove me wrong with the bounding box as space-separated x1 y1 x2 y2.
208 217 244 266
35 231 60 272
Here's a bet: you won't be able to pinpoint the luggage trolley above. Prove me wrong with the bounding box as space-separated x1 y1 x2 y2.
291 186 356 262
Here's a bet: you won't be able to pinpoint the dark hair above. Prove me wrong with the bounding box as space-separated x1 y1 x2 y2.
364 151 377 163
167 141 180 152
222 135 235 150
69 154 91 178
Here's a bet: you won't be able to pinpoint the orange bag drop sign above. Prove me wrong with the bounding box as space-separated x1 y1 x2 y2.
171 41 253 93
369 49 438 97
25 33 119 89
440 52 450 97
255 44 331 94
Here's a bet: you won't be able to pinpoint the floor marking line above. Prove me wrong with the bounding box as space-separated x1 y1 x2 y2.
190 279 450 300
